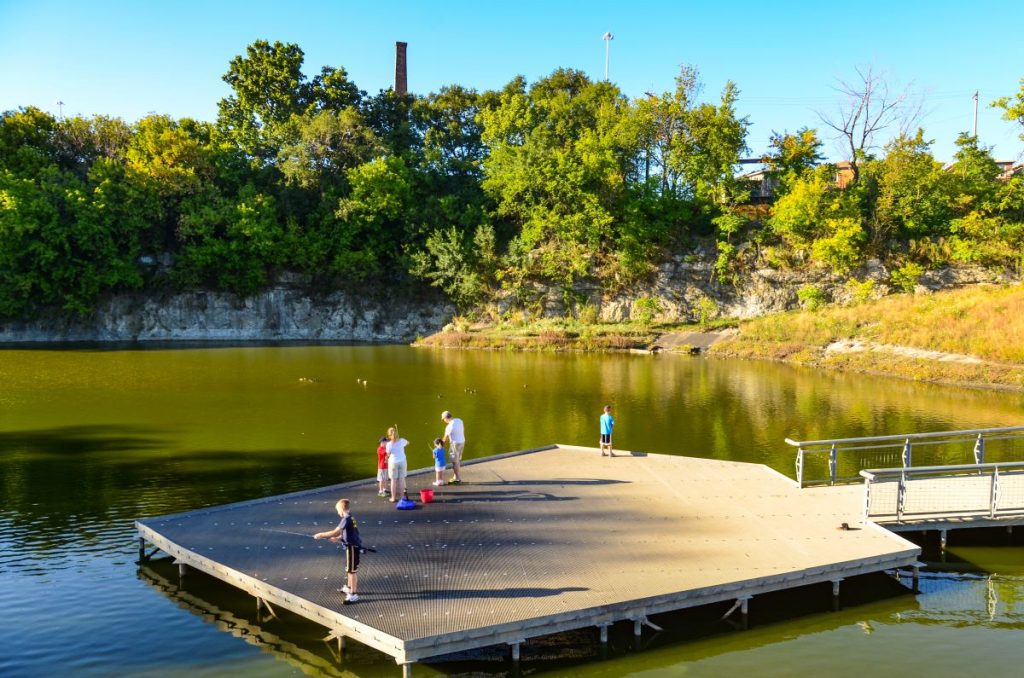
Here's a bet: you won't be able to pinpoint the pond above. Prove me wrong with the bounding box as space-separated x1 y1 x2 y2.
1 345 1022 676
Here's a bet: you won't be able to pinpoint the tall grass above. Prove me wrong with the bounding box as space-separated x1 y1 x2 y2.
722 284 1024 365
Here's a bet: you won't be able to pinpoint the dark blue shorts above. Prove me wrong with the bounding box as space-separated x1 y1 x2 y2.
600 433 612 444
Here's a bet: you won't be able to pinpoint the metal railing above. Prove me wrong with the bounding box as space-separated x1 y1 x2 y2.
786 426 1024 488
860 462 1024 524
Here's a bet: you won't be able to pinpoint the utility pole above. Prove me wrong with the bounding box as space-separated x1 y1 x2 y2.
602 32 614 81
972 90 979 138
57 100 64 120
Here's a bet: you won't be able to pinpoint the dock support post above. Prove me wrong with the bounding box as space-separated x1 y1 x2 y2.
633 619 642 637
510 642 521 661
831 579 843 611
939 529 948 551
138 537 145 563
911 564 921 592
741 597 749 629
401 662 413 678
178 562 188 578
599 623 610 643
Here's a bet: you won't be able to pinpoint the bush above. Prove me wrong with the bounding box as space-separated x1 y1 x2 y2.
844 278 876 305
797 284 826 311
693 296 719 327
577 303 599 325
810 217 865 274
891 262 925 292
714 241 737 284
633 296 662 326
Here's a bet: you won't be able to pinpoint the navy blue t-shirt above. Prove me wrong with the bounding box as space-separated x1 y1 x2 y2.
336 515 362 548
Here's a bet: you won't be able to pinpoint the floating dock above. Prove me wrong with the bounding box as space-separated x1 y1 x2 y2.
136 445 920 675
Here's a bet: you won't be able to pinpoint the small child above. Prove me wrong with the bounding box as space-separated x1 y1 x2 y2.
599 404 615 457
313 498 362 604
376 436 389 496
432 437 446 486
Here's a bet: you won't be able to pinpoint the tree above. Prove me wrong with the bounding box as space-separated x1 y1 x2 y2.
479 69 628 287
819 66 921 183
993 77 1024 142
762 127 824 194
217 40 364 165
947 133 1001 216
861 130 952 246
633 65 749 204
277 109 379 191
768 165 864 269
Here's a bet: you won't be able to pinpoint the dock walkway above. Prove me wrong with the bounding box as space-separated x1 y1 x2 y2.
137 445 920 674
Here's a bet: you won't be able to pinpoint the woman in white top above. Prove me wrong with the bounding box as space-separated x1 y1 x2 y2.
385 426 409 502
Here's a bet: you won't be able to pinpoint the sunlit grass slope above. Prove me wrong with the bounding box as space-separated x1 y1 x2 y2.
710 284 1024 389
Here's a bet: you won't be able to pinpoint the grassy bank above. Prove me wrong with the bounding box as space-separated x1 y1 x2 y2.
414 317 734 352
709 283 1024 389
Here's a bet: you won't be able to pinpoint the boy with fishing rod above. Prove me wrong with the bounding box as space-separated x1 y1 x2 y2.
314 498 364 604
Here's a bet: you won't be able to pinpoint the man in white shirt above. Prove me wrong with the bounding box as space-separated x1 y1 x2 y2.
441 411 465 484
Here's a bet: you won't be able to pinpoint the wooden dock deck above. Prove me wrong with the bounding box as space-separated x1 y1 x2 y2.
136 445 920 674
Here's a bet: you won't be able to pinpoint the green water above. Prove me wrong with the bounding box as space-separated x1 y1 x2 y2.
1 345 1022 677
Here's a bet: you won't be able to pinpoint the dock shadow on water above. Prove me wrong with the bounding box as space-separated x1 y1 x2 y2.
138 557 929 678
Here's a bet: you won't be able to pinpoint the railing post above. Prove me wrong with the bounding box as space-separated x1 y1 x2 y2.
863 477 872 524
896 471 907 523
990 465 1000 518
901 439 912 469
829 444 837 485
796 448 804 488
974 434 985 465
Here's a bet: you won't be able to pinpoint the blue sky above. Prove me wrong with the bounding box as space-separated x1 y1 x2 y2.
1 0 1022 162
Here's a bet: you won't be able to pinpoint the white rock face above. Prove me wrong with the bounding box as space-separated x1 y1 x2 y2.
0 286 453 343
508 261 1015 324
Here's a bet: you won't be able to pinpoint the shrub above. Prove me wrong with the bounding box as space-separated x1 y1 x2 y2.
578 303 599 325
633 296 662 326
797 284 826 311
810 217 865 274
891 262 925 292
693 296 719 327
714 241 737 284
844 278 876 305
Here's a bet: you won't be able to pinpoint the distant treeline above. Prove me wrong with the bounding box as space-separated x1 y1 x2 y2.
2 40 1023 318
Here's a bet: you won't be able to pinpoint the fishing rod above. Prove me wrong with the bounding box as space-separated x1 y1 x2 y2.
260 527 377 553
259 527 311 538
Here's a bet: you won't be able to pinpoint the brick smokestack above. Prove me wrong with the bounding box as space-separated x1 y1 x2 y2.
395 41 408 95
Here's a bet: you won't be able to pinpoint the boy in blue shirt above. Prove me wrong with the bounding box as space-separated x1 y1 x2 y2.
432 437 446 486
600 405 615 457
314 498 362 604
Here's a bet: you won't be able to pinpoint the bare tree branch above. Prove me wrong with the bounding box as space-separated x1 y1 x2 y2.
817 65 922 183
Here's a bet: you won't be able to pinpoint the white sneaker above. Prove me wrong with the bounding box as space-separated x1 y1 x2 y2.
432 480 444 486
344 593 359 603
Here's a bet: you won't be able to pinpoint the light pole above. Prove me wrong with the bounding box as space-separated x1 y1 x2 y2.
602 32 614 81
56 100 64 120
972 90 979 138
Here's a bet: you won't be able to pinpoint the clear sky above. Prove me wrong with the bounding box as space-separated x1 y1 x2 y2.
1 0 1022 162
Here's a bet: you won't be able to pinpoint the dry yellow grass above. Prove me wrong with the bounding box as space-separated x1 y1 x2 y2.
711 283 1024 389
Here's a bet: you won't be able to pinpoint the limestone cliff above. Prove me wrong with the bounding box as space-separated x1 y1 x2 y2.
0 286 452 343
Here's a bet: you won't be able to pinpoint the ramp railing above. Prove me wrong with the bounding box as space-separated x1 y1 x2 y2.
860 462 1024 524
786 426 1024 488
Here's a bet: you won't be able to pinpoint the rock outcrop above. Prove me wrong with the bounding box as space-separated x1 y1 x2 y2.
0 286 452 343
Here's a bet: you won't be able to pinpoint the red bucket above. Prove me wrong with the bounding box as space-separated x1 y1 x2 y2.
419 488 434 504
